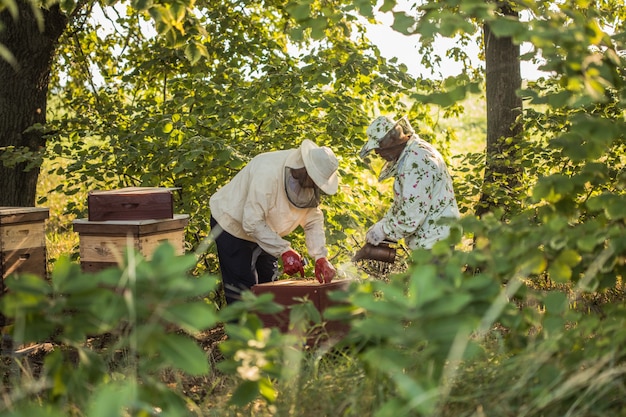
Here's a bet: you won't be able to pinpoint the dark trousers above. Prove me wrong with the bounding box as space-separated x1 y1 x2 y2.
210 216 278 304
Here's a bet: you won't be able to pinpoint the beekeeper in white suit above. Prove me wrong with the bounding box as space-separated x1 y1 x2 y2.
359 115 460 250
209 139 339 305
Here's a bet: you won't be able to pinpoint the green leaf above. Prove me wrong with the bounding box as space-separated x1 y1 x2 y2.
587 194 626 220
170 1 186 22
162 302 219 332
162 122 173 133
543 291 567 315
391 11 415 35
87 381 136 417
577 234 601 252
184 42 205 65
543 315 565 337
288 26 305 41
421 315 475 344
532 174 574 203
258 377 278 403
154 333 209 375
353 315 405 339
557 249 581 267
287 2 311 22
548 261 572 283
229 380 260 406
286 306 315 337
423 293 473 316
309 17 327 40
148 5 164 24
412 83 472 107
407 265 442 305
52 257 100 294
487 18 524 38
460 273 496 292
354 0 375 16
518 251 547 274
3 273 50 297
379 0 396 13
131 0 150 10
439 14 475 37
223 322 258 342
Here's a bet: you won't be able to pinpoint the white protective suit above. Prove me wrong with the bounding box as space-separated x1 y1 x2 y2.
378 136 460 250
209 149 329 260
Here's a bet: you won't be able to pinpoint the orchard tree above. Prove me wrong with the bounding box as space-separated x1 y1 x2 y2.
477 1 523 217
0 1 68 207
0 0 209 207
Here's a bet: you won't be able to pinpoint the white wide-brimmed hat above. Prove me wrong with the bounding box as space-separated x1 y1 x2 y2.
359 115 414 158
300 139 339 195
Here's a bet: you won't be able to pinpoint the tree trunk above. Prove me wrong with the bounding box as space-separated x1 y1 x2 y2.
476 3 523 217
0 1 67 207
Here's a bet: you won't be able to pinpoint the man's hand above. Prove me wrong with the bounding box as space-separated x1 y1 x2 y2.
281 249 305 277
315 258 336 283
366 222 386 246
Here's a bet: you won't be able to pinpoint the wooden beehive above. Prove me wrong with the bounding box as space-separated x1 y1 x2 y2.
72 214 189 272
251 279 352 342
87 187 176 221
0 207 49 281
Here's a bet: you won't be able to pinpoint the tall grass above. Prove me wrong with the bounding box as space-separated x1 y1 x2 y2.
36 160 85 264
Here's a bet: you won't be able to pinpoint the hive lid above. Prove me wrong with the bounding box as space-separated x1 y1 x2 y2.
253 278 352 288
72 214 189 234
0 207 50 224
88 186 180 195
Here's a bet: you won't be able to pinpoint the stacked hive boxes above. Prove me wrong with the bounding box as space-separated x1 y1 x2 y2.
1 206 49 328
0 207 49 281
73 187 189 272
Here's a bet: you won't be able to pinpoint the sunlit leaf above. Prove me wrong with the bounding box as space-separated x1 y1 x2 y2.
184 42 203 65
258 377 277 403
548 261 572 283
557 249 581 267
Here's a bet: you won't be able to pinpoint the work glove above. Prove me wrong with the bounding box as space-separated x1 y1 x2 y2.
281 249 305 277
366 222 387 246
315 257 336 284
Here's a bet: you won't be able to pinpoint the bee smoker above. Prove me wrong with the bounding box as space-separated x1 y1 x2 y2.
352 240 397 264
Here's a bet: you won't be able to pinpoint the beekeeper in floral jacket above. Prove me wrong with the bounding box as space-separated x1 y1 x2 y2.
209 140 338 304
360 115 460 250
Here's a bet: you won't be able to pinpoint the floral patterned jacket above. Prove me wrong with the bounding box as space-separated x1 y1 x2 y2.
380 136 460 249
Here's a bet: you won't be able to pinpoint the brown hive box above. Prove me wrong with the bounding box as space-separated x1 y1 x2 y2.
251 279 352 342
72 214 189 272
1 207 49 281
87 187 176 221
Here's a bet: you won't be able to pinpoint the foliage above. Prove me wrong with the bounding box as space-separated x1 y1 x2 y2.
1 244 220 416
